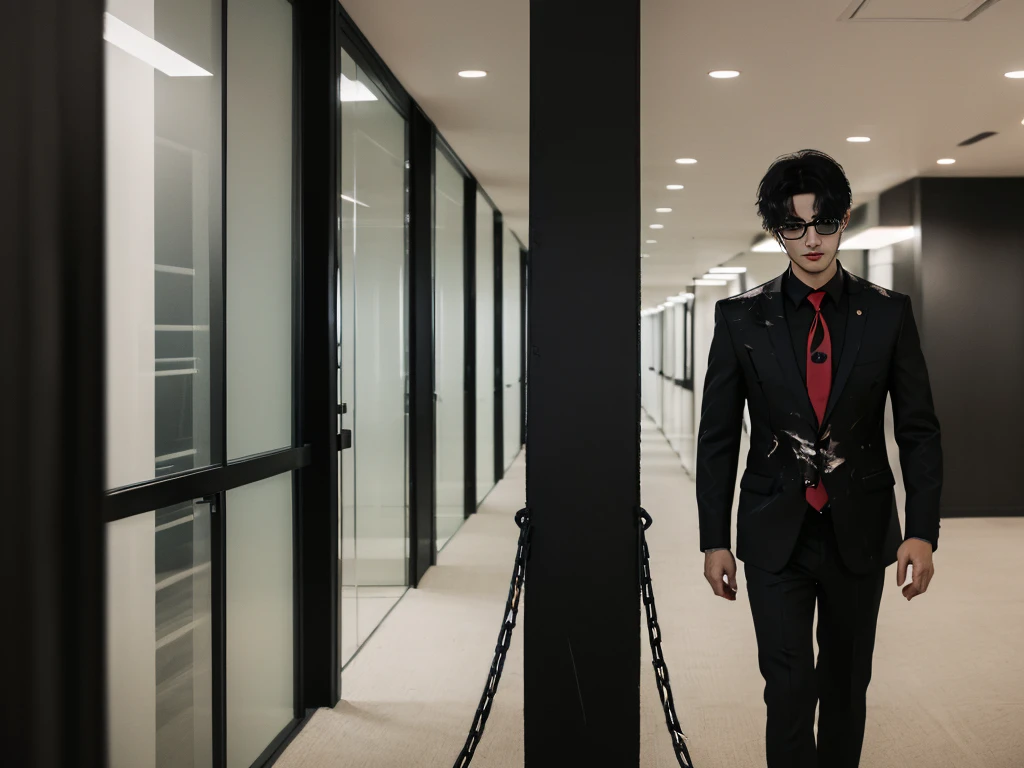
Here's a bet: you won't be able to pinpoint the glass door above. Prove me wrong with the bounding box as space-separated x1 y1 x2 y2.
338 47 410 668
434 147 466 551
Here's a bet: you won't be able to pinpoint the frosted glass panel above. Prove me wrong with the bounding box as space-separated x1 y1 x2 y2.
226 473 294 768
339 47 409 667
502 226 522 471
226 0 294 460
476 193 495 503
107 501 214 768
104 0 218 489
435 149 466 551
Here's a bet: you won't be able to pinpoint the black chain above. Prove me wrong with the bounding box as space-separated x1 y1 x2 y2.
452 508 532 768
454 507 695 768
640 508 695 768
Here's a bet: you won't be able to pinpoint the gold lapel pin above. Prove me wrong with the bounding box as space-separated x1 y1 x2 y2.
856 309 863 316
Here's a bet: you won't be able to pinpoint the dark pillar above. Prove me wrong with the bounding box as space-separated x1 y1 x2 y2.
525 1 641 765
296 0 340 706
409 105 438 583
0 1 106 765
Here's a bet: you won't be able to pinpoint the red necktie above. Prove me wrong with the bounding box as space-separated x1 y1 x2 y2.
805 291 831 511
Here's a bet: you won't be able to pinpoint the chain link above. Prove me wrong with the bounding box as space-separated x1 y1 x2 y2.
640 508 695 767
452 509 532 768
454 507 695 767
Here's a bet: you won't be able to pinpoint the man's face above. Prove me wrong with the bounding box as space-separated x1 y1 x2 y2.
777 193 850 277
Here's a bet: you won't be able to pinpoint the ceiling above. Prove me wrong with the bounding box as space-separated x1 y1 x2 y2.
339 0 1024 307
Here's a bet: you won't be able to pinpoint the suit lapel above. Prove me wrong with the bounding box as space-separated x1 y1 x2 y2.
820 269 868 429
757 275 817 431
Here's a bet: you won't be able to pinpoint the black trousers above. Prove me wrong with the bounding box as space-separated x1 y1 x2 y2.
744 503 885 768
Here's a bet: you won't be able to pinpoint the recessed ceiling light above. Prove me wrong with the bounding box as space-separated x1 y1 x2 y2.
709 70 740 79
646 239 657 244
847 136 871 143
675 158 698 165
458 70 488 78
1004 71 1024 79
937 158 956 165
655 207 672 213
649 224 664 229
666 184 684 190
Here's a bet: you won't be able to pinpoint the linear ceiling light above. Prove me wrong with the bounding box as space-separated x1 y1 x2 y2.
340 194 369 208
655 208 672 213
675 158 698 165
937 158 956 165
838 226 915 250
702 273 737 281
649 224 664 229
646 239 658 244
458 70 488 78
847 136 871 143
694 279 727 286
340 74 377 102
752 237 784 252
103 13 212 77
666 184 684 190
1005 71 1024 79
709 70 740 79
709 267 747 273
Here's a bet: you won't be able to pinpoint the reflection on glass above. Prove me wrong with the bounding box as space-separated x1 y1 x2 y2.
502 225 522 471
435 149 466 551
104 0 218 490
476 193 495 503
339 48 409 668
226 473 294 768
107 501 213 768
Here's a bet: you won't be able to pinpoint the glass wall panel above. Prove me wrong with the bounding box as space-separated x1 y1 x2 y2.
435 149 466 551
104 0 219 489
107 501 214 768
339 48 410 667
502 226 522 470
225 473 294 768
226 0 294 460
475 193 495 503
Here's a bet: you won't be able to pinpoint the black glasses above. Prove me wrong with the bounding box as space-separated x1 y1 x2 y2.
776 219 841 240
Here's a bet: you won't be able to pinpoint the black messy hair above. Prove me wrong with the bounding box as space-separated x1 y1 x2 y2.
755 150 852 234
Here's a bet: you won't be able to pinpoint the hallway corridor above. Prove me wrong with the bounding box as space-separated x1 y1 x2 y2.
277 420 1024 767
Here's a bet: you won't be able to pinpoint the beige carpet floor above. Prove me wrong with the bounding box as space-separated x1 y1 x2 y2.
275 420 1024 767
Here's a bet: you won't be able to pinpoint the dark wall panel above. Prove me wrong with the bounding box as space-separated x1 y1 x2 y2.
918 178 1024 516
880 176 1024 517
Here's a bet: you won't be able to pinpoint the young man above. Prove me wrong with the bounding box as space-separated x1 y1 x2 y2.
695 150 943 767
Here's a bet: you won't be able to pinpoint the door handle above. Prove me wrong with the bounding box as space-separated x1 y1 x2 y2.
338 430 353 451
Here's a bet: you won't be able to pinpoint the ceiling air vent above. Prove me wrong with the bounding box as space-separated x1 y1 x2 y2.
958 131 998 146
839 0 1002 22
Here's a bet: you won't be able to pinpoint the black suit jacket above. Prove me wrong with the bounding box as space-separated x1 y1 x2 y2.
695 264 943 574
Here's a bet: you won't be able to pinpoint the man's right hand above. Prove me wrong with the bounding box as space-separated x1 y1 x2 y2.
704 550 739 600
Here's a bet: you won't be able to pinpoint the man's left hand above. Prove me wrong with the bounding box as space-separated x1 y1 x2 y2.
896 539 934 601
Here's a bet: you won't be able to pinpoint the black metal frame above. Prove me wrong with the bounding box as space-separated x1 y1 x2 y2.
409 103 438 585
464 177 478 517
494 211 505 482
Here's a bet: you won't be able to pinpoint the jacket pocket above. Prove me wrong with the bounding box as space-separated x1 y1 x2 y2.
739 469 775 495
859 466 896 492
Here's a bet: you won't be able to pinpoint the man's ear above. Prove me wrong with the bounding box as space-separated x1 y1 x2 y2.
841 208 852 231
